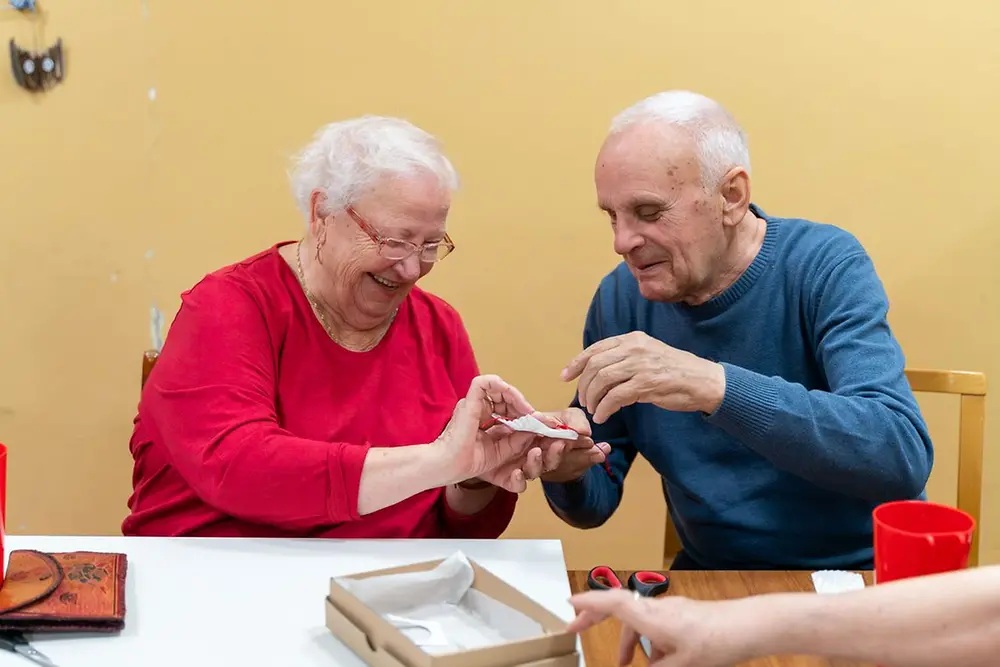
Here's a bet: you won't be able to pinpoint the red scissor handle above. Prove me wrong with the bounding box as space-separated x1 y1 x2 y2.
587 565 625 590
629 570 670 597
587 566 670 596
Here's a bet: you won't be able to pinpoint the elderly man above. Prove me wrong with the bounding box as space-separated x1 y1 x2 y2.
541 90 933 570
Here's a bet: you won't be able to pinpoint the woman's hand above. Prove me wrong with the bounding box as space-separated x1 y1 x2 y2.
435 374 545 492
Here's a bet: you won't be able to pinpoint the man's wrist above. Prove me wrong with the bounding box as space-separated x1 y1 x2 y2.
699 361 727 414
540 470 587 483
541 472 588 500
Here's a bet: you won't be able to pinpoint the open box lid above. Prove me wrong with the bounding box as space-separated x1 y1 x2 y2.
325 554 579 667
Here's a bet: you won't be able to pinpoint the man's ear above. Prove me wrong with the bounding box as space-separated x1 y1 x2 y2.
719 167 751 228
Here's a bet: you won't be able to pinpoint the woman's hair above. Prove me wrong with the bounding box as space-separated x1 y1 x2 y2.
288 115 460 222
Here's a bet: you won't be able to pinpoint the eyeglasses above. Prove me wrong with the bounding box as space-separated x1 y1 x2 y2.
346 207 455 263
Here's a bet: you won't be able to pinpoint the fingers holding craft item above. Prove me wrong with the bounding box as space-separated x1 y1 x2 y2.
475 432 546 492
467 374 534 423
435 374 540 487
443 374 615 490
534 407 593 438
519 445 546 481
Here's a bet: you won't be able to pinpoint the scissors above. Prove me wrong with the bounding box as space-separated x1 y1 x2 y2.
0 632 58 667
587 565 670 659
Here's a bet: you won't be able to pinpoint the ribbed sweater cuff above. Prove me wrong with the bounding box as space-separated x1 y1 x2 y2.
541 477 589 512
705 363 778 441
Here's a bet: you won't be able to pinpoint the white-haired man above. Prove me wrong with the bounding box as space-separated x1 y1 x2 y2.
540 91 933 570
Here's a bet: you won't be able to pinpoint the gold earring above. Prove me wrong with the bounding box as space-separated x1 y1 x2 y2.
315 228 326 263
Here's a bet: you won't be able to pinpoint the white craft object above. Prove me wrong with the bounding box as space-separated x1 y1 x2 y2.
811 570 866 594
493 415 579 440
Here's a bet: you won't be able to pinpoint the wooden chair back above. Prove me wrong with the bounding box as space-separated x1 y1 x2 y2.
904 368 987 566
141 349 159 388
663 367 988 568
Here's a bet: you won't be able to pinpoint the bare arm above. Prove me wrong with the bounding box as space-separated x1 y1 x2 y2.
739 567 1000 666
569 566 1000 667
356 445 457 515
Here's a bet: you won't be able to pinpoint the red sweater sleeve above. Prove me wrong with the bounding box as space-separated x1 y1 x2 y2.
437 307 518 538
142 275 370 531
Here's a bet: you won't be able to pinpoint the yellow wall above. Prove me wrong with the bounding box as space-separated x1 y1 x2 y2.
1 1 997 570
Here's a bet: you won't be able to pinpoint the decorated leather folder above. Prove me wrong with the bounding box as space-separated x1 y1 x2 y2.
0 550 127 632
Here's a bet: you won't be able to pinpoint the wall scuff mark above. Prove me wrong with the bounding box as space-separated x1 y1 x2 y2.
149 304 163 351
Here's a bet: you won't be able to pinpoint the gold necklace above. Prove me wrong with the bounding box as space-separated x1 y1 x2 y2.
293 239 397 352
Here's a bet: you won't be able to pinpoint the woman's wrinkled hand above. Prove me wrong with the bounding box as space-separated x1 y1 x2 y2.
435 374 547 493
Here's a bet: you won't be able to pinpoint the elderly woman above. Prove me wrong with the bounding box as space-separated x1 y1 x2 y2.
122 116 592 538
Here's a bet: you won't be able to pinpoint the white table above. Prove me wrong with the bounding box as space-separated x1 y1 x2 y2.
0 536 583 667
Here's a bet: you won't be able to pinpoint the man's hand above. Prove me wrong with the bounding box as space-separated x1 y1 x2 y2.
566 589 760 667
532 408 611 483
561 332 727 423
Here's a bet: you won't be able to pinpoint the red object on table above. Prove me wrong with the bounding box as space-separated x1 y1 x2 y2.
873 499 975 584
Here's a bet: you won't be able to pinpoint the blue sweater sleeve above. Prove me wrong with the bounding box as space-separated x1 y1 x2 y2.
542 281 639 528
704 247 933 502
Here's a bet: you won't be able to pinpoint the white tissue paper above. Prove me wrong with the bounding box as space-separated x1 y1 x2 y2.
334 552 546 655
811 570 866 594
492 415 579 440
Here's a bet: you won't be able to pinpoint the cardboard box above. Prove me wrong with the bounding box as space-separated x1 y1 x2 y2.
325 556 580 667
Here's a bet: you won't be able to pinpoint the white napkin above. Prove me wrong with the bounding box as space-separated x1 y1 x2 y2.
334 552 545 654
811 570 866 594
492 415 579 440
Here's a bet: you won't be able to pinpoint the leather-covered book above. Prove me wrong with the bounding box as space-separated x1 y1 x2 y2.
0 550 127 632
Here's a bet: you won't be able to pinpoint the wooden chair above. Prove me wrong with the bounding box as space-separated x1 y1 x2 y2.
905 368 987 566
663 367 988 568
141 349 159 388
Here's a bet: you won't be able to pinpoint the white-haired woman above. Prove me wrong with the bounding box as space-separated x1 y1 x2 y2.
122 116 593 538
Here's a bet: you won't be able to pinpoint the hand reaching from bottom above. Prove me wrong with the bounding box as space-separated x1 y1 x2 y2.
566 589 756 667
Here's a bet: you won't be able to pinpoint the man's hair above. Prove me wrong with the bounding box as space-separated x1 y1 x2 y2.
288 115 459 223
609 90 751 188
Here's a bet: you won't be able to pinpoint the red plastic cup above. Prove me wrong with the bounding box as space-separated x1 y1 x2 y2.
873 500 975 584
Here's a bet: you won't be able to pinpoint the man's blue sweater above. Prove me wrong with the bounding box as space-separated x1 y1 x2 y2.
543 205 933 570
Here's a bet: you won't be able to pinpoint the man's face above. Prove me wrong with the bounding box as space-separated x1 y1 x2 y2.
595 123 728 304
